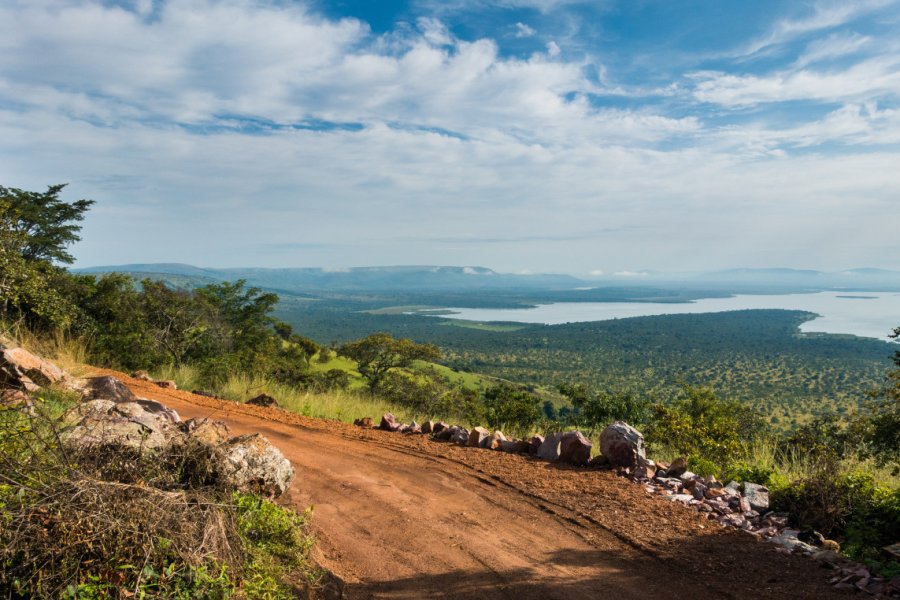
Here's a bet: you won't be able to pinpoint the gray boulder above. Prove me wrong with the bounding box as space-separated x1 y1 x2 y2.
421 420 434 434
450 427 470 446
599 421 646 468
180 417 232 447
499 439 531 453
559 431 592 466
217 434 294 497
528 435 545 456
743 482 770 511
62 398 180 451
665 457 688 478
401 421 422 434
432 426 454 441
537 432 564 461
82 375 137 403
487 430 506 450
246 393 279 408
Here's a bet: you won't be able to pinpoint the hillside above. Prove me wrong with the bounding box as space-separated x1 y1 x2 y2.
75 262 896 428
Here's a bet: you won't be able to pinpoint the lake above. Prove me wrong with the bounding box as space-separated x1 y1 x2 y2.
436 291 900 341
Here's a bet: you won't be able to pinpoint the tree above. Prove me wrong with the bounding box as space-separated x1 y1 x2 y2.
141 279 211 366
644 384 764 467
482 384 542 433
558 383 649 435
338 332 441 392
195 280 279 359
0 199 75 327
0 184 94 264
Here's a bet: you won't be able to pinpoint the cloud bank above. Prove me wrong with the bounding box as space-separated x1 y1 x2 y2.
0 0 898 275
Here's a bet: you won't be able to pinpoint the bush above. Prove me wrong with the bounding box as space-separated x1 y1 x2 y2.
688 455 720 478
482 384 542 435
772 467 900 562
645 384 764 469
558 383 649 435
0 396 321 598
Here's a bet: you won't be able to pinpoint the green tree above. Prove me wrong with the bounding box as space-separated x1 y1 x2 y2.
338 332 441 392
140 279 211 366
0 184 94 264
856 326 900 465
196 280 279 361
645 384 764 467
558 383 649 435
0 199 75 327
482 384 542 433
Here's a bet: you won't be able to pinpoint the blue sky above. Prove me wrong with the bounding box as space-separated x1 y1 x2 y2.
1 0 899 275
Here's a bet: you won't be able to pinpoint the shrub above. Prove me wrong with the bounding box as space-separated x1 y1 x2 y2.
645 384 764 469
482 384 542 435
0 396 321 598
772 467 900 562
688 455 720 478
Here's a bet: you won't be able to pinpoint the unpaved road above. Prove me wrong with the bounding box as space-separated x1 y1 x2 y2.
98 370 848 599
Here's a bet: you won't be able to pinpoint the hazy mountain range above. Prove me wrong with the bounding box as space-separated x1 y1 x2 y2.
77 264 900 294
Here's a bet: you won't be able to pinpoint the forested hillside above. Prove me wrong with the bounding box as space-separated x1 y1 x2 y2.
270 295 894 429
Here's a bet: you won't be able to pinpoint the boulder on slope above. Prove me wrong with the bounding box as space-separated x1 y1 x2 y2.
559 431 592 466
599 421 646 468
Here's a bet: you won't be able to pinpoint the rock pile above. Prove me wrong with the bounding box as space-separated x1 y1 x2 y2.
0 340 294 498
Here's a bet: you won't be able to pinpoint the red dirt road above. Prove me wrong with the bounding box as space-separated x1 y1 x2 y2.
98 370 849 599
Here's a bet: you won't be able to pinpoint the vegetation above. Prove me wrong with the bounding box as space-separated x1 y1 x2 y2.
338 332 440 392
0 390 322 598
5 182 900 578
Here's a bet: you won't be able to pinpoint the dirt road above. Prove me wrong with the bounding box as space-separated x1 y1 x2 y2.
98 370 848 599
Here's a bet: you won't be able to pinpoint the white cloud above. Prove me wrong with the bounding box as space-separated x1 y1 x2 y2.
614 271 648 277
690 53 900 106
0 0 899 272
417 17 454 46
739 0 894 57
794 32 871 68
514 22 536 38
546 40 561 57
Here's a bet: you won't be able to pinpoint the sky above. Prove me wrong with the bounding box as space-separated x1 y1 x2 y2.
1 0 899 276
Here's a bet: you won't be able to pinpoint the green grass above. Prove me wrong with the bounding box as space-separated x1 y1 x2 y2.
152 364 429 425
438 319 526 332
307 352 369 390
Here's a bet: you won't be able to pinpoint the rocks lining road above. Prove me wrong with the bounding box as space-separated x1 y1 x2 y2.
360 411 900 598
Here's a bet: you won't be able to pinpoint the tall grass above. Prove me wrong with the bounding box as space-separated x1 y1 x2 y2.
0 322 91 376
151 364 429 425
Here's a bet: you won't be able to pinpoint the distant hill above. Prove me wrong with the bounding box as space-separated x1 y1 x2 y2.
77 263 900 294
696 268 900 290
77 264 584 293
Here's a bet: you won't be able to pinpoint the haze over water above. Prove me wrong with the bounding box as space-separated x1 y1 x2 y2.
439 291 900 341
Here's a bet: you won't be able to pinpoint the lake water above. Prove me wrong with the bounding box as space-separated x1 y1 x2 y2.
437 291 900 341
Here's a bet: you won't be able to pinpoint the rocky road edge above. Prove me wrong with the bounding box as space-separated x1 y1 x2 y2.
0 339 344 599
363 411 900 597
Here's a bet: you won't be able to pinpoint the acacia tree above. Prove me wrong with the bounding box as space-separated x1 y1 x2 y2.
338 332 441 392
0 184 94 264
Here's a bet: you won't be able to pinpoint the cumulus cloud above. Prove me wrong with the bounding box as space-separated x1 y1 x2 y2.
0 0 898 272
